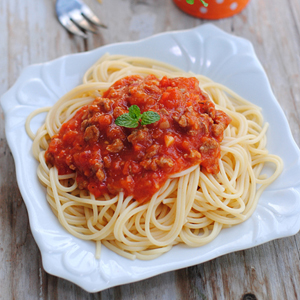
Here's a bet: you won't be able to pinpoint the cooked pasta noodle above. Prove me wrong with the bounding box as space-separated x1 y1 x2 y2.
26 54 283 260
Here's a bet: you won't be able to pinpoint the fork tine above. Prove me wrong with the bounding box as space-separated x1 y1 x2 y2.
56 0 106 38
81 5 107 28
69 9 97 33
58 14 88 38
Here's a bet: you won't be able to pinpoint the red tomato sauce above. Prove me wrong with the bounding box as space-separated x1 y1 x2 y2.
45 75 231 203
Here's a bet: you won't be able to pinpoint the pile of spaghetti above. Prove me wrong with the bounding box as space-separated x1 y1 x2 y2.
26 54 283 260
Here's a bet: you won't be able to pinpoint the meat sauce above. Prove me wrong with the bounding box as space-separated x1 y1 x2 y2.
45 75 231 203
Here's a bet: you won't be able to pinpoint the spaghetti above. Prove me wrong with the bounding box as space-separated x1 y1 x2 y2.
26 54 283 260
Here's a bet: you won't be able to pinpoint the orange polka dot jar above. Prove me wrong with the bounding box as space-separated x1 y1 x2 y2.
173 0 250 19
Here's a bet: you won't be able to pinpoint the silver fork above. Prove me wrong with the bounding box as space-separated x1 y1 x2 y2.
56 0 106 38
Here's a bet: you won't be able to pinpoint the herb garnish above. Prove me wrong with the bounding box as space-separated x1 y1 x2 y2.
115 105 160 128
186 0 208 7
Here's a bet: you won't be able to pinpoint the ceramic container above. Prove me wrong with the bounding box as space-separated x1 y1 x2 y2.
173 0 250 19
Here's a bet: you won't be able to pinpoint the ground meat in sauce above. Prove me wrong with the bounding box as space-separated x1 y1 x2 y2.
45 75 231 203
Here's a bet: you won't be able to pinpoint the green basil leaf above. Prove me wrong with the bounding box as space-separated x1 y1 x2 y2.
115 113 139 128
140 111 161 126
128 105 141 120
186 0 194 4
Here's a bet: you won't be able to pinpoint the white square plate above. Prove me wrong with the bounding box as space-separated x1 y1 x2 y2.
2 24 300 292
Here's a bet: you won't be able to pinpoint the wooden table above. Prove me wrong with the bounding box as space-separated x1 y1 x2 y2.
1 0 300 299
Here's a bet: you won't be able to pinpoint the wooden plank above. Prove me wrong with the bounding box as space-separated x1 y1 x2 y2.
0 0 14 299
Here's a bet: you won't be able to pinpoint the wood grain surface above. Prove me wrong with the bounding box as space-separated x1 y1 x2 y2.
1 0 300 299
